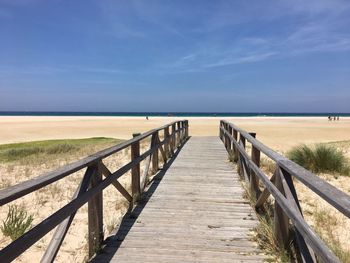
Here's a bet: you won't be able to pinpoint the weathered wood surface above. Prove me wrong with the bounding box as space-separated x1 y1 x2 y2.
220 120 345 263
91 137 267 263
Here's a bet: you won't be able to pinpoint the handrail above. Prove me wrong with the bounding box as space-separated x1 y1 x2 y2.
222 121 350 217
0 120 183 206
0 120 189 263
220 120 350 263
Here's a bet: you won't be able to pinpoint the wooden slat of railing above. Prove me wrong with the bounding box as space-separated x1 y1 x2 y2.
158 139 167 164
99 162 132 202
0 122 188 263
279 168 317 263
88 164 103 258
140 135 156 191
0 142 162 262
250 134 260 199
221 123 350 218
131 135 141 202
0 121 185 206
41 165 96 263
273 167 289 247
255 171 276 209
220 123 341 263
151 133 159 174
247 159 340 263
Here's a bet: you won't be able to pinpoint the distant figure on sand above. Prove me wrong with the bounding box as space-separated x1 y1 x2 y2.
328 116 331 121
337 116 339 121
146 116 149 120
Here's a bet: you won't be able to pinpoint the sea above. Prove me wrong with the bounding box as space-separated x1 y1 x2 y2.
0 112 349 117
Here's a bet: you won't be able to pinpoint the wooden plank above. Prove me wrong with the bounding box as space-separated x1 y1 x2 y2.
243 156 341 262
151 133 159 174
273 167 289 248
0 120 187 206
88 165 104 258
255 171 276 209
279 169 316 263
131 134 141 201
92 137 266 263
99 162 132 202
250 134 261 199
220 122 350 218
41 165 96 263
164 126 171 158
0 143 160 262
221 125 341 262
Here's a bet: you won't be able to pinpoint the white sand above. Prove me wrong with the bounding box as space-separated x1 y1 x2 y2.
1 116 350 152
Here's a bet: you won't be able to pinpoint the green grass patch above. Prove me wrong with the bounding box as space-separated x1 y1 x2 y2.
0 137 121 162
287 144 350 176
1 205 33 241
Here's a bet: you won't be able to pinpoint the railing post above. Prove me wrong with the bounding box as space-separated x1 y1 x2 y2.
171 123 176 151
176 122 180 147
178 121 182 143
165 126 171 158
228 125 233 152
185 120 189 138
240 134 246 148
237 134 246 176
233 129 238 162
88 163 103 258
152 132 159 173
274 167 290 248
131 133 141 202
180 121 184 143
250 133 261 199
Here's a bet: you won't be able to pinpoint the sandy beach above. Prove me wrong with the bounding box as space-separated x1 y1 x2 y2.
0 116 349 262
0 116 349 152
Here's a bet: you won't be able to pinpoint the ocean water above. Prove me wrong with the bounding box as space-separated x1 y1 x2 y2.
0 111 349 117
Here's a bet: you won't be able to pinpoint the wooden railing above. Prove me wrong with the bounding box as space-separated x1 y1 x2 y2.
220 120 350 263
0 120 189 263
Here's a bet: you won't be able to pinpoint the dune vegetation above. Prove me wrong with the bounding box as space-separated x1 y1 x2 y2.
287 144 350 176
0 137 121 163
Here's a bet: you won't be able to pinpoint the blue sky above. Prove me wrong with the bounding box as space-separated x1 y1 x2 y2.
0 0 350 112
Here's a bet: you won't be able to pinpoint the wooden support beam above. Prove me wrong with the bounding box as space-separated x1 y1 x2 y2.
233 129 238 162
152 133 159 174
250 133 261 199
164 126 171 158
171 124 176 153
255 172 276 209
131 133 141 202
279 169 317 262
88 165 103 258
274 167 290 249
99 162 132 202
41 165 96 263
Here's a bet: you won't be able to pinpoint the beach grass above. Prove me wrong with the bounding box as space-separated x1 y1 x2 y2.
287 143 350 176
0 137 122 163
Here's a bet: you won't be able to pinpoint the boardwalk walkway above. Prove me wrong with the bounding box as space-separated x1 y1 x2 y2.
92 137 266 262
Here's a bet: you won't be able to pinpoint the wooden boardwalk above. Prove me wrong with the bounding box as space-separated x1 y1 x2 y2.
92 136 266 262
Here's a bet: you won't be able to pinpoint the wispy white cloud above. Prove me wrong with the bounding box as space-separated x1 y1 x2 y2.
154 0 350 73
0 65 130 76
205 52 277 68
